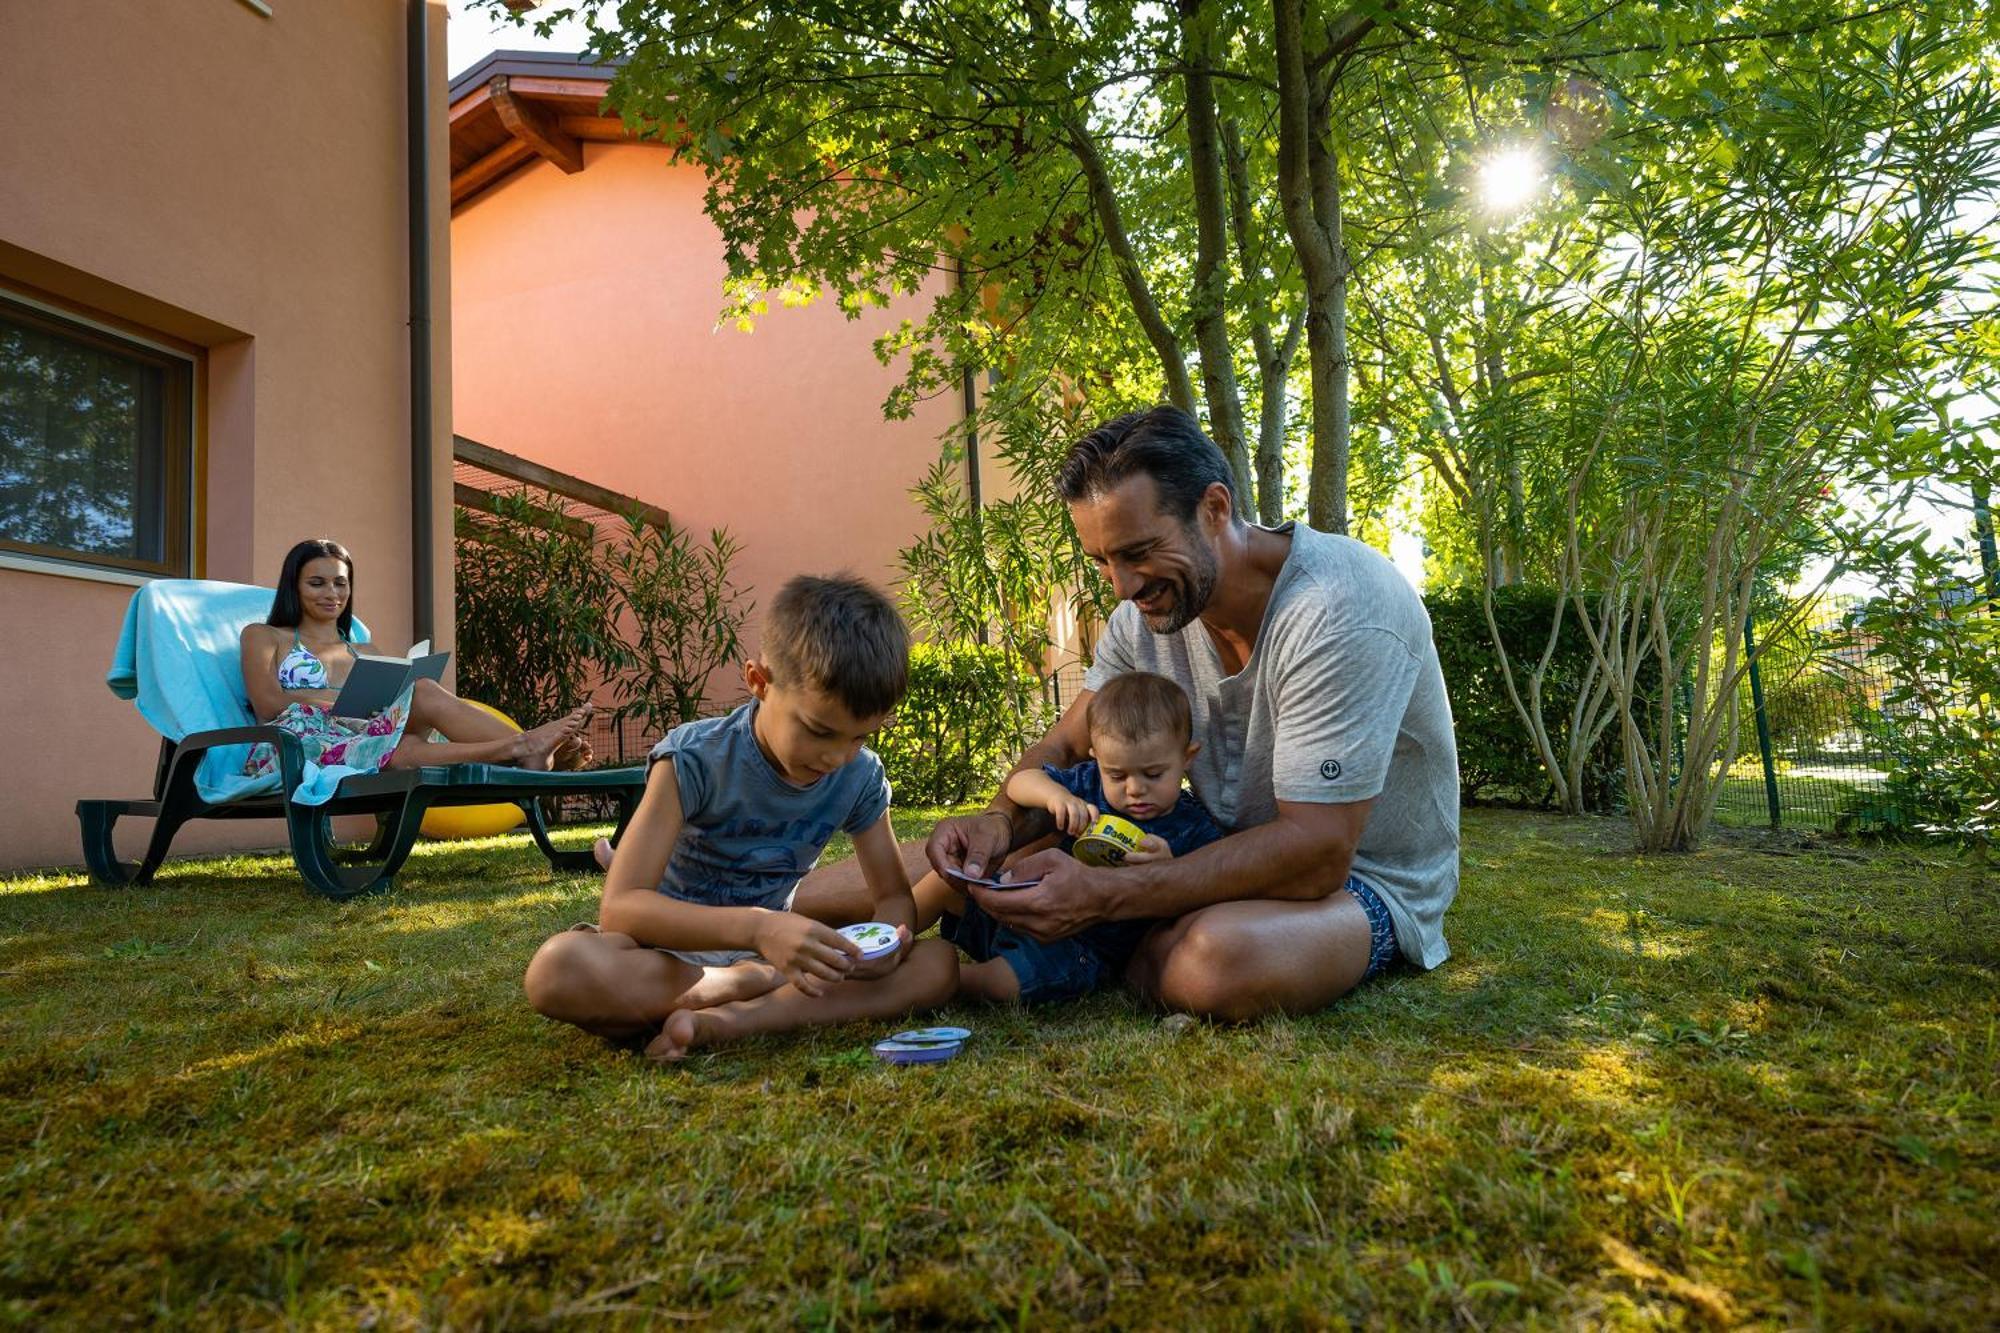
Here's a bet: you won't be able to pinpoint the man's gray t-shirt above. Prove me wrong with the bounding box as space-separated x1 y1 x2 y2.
649 701 891 910
1082 524 1459 968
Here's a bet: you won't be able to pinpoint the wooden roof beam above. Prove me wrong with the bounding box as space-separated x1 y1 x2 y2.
455 435 675 531
491 75 585 174
451 137 538 207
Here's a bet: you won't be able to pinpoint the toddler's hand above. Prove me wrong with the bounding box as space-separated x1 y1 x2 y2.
1119 834 1173 865
1047 794 1099 837
752 911 855 997
845 924 912 980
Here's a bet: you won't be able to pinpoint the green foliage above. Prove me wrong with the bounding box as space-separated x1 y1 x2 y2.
1838 579 1999 860
1429 586 1634 810
874 641 1049 806
455 489 626 725
601 514 752 734
897 393 1115 692
455 488 750 736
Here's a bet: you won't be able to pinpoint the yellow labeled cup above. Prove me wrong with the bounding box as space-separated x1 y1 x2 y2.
1072 812 1145 867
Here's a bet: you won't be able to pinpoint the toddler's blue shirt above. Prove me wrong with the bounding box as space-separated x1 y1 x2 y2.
1042 759 1227 858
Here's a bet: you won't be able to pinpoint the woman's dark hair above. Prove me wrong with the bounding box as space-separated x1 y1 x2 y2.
268 538 355 639
1056 405 1236 524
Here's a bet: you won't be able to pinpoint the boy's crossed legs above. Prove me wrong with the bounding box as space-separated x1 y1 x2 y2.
523 925 958 1062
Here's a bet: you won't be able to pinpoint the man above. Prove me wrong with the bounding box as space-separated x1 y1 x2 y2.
808 405 1460 1018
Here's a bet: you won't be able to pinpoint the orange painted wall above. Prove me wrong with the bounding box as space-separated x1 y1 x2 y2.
450 142 961 698
0 1 454 871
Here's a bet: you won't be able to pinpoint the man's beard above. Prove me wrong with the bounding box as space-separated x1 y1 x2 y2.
1137 537 1218 635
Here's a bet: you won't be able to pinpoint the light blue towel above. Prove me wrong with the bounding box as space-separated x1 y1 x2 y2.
107 579 375 806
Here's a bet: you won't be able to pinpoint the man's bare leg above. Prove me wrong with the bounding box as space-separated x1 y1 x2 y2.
787 842 935 926
1125 886 1377 1021
649 938 960 1061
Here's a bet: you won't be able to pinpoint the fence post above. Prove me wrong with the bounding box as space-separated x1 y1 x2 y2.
1744 611 1781 829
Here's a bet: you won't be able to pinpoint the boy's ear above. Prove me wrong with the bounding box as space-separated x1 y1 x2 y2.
1185 740 1202 761
743 658 772 699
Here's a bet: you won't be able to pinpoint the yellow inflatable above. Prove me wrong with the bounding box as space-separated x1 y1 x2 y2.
419 700 529 840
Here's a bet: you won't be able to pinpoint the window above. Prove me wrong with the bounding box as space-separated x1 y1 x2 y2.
0 295 194 578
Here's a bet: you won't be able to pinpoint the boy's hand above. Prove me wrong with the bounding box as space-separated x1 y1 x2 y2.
1046 794 1099 837
845 924 912 980
1119 833 1173 865
752 911 856 996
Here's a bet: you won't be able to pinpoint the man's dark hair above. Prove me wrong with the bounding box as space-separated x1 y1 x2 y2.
763 574 910 718
1056 405 1235 523
1087 671 1194 748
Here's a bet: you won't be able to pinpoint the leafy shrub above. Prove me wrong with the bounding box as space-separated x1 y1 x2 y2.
455 490 626 726
1835 581 1998 856
1427 586 1646 811
875 642 1049 806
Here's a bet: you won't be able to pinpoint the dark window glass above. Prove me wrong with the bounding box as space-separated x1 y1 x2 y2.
0 297 191 575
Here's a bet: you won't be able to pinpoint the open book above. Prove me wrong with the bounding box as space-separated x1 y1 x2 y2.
329 639 450 719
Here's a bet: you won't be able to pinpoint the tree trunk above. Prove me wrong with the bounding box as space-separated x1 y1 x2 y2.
1221 118 1304 525
1180 0 1252 516
1275 0 1364 534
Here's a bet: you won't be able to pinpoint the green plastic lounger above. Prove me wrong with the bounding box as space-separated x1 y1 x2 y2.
76 579 645 899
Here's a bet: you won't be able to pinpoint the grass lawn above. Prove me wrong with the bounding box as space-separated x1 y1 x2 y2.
2 808 1994 1328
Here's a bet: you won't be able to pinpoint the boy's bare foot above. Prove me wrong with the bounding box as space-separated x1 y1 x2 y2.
645 1009 711 1063
592 836 615 872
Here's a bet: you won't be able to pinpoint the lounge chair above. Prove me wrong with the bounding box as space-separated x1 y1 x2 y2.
76 579 644 899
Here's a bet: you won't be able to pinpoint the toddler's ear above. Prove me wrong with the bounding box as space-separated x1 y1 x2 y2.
1185 740 1202 761
743 658 773 699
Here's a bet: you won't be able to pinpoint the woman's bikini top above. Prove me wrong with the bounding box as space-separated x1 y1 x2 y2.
275 629 342 691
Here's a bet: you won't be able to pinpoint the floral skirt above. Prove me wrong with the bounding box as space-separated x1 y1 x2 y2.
245 698 411 779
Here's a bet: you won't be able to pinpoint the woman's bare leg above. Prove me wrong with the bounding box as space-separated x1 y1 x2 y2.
406 678 518 741
648 938 959 1061
386 706 588 770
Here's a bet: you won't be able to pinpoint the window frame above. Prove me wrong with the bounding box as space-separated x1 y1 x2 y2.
0 290 198 582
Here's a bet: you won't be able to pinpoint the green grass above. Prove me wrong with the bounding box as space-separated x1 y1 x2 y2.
2 808 1995 1329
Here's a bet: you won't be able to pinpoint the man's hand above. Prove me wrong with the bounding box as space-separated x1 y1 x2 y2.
845 924 912 981
963 848 1122 943
1119 833 1173 865
926 809 1015 881
751 910 857 997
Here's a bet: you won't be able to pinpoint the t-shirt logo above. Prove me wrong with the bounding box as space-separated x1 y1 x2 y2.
1320 759 1343 780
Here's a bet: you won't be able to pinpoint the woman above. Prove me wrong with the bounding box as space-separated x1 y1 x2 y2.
240 538 592 778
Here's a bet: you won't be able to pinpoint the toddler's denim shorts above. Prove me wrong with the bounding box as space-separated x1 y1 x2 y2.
939 902 1144 1005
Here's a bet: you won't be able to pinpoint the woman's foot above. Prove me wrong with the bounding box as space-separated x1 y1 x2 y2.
645 1008 718 1063
553 733 594 771
592 836 615 872
512 705 592 770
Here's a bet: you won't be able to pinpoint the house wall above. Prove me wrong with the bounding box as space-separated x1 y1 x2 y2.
0 0 454 871
449 142 960 709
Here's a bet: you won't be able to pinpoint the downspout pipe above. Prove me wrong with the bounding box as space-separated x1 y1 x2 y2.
407 0 436 643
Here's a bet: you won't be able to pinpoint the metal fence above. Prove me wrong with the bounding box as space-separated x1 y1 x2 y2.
1708 603 1894 831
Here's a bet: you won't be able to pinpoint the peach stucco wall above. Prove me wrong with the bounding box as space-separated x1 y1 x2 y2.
0 1 453 870
450 142 961 691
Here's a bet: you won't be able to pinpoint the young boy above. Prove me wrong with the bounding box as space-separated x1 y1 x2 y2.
522 574 957 1062
946 670 1226 1005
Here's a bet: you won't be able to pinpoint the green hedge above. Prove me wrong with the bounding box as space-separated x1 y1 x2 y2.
1428 586 1639 811
875 642 1049 807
